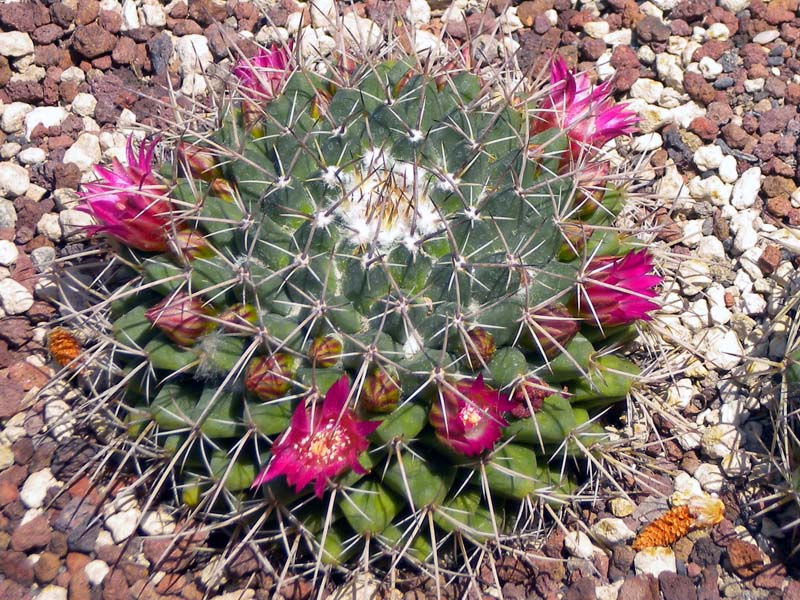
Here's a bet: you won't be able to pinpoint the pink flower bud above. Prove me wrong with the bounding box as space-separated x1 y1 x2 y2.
145 293 214 347
245 353 297 401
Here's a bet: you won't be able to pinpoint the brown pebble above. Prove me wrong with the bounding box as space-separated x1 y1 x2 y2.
766 196 791 218
727 539 764 578
34 551 61 584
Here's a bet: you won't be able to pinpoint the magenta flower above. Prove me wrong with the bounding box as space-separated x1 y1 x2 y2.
252 376 380 498
532 57 638 158
145 293 214 346
78 136 173 252
233 44 292 101
429 375 516 456
574 250 662 327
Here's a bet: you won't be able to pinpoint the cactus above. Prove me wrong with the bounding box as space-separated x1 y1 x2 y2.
75 43 658 582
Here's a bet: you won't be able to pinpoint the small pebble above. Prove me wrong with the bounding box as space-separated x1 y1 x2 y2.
20 469 61 509
0 240 19 266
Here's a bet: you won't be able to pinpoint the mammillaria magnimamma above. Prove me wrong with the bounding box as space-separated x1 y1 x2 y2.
75 42 657 579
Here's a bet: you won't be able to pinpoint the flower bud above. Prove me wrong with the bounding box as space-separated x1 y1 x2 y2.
557 222 591 262
177 142 221 181
461 327 496 369
145 293 214 347
361 367 400 413
308 335 343 368
510 377 555 418
172 229 213 260
219 303 258 332
521 304 579 359
245 353 297 400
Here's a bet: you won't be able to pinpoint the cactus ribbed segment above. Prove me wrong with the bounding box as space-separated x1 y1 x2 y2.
87 48 657 578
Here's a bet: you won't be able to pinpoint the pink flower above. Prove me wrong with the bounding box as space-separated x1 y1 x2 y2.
78 136 173 252
233 44 292 101
145 293 214 346
252 376 380 498
429 375 516 456
574 250 662 327
532 57 638 158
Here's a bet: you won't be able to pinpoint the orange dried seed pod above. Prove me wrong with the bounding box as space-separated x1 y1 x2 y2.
632 505 693 551
632 496 725 551
48 327 81 367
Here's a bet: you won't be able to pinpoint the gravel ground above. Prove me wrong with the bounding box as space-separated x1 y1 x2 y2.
1 0 800 598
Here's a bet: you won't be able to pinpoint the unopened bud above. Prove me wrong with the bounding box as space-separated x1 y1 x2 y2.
557 222 591 261
245 353 297 400
510 377 554 418
173 229 213 260
219 303 258 332
461 327 496 369
177 142 221 181
308 335 343 368
145 293 214 347
522 304 579 359
361 367 401 413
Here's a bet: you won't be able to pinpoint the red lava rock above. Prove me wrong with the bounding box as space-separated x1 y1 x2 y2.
610 44 639 69
727 539 764 578
758 244 783 275
0 317 32 349
659 572 697 600
121 561 148 585
69 570 91 600
776 134 798 155
0 579 33 600
32 24 64 45
614 67 639 92
786 580 800 600
0 551 35 586
763 175 797 197
766 157 795 177
98 9 122 33
188 0 229 25
721 123 754 149
683 72 716 105
142 529 207 573
753 561 786 589
8 360 49 391
72 23 117 59
0 3 39 31
66 552 92 573
0 480 19 506
6 80 44 103
671 0 714 21
619 574 659 600
0 377 27 419
75 0 100 25
636 15 672 43
759 105 797 134
112 36 136 65
706 101 733 125
786 83 800 104
692 39 731 61
48 531 68 557
11 515 51 552
688 116 719 141
33 551 61 584
565 577 596 600
50 3 75 28
767 196 792 219
103 569 130 600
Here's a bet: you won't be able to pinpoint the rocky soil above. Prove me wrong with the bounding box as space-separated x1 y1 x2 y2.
1 0 800 598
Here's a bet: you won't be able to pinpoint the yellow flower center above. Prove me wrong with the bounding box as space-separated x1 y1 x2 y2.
459 404 482 429
300 421 348 468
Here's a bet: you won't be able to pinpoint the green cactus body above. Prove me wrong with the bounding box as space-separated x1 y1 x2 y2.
106 55 650 572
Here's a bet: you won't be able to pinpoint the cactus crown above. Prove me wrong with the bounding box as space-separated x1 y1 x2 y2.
76 43 656 582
